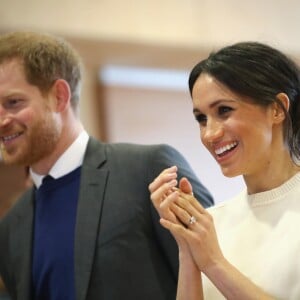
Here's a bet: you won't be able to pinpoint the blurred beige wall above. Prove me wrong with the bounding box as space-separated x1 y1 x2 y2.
2 0 300 136
1 0 300 52
1 0 300 137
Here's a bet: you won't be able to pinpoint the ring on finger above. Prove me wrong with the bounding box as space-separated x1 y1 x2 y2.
188 215 196 225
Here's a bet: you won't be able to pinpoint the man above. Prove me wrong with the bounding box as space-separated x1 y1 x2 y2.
0 31 213 300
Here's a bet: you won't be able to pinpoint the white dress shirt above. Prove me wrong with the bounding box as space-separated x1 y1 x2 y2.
30 131 89 188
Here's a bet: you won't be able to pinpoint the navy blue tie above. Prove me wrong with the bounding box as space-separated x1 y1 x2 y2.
42 175 54 185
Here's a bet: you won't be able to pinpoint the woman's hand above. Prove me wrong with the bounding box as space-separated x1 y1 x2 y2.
149 166 179 222
149 166 195 252
159 178 224 274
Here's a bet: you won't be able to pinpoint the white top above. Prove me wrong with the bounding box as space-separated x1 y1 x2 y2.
30 131 89 188
203 172 300 299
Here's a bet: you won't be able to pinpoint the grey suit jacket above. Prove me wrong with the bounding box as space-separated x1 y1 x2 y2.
0 138 213 300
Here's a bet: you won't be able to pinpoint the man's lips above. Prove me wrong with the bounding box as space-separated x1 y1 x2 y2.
1 133 22 144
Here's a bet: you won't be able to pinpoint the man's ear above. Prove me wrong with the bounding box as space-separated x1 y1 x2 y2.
51 79 71 112
273 92 290 124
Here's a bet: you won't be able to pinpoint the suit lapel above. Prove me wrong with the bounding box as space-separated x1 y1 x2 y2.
10 138 108 300
74 139 108 300
11 189 35 300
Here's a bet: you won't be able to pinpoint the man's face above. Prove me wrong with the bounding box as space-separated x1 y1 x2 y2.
0 59 61 166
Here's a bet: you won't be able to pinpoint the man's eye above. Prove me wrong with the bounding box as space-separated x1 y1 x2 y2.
6 99 22 108
10 99 20 104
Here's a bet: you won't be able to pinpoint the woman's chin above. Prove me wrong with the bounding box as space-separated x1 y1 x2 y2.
220 166 241 178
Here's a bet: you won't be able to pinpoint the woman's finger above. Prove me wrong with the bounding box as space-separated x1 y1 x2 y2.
176 192 207 215
169 199 205 228
150 179 178 208
148 166 177 193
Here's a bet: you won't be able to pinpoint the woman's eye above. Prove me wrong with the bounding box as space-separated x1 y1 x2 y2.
195 114 207 124
218 106 233 115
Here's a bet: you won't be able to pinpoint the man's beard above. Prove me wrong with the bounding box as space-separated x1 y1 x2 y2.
1 114 61 167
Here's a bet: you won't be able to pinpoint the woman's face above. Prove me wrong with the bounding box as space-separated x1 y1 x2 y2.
192 73 278 178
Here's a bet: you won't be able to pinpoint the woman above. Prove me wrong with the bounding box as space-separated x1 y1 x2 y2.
149 42 300 299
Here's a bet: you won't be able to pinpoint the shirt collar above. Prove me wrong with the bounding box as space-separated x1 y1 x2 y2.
30 131 89 188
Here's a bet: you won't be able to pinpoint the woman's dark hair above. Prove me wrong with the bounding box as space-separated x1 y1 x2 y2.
189 42 300 162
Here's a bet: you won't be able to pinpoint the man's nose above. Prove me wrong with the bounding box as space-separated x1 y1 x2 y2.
0 108 11 127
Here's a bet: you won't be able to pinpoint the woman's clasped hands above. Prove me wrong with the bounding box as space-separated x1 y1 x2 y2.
149 165 224 274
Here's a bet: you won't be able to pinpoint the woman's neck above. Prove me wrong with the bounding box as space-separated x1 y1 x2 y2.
244 154 300 195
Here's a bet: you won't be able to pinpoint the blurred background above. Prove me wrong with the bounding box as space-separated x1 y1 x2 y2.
1 0 300 216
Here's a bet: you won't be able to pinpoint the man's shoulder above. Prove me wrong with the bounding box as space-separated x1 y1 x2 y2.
106 141 174 152
0 188 33 226
86 137 199 180
89 137 178 157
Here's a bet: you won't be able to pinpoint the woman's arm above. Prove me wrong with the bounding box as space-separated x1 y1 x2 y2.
176 245 204 300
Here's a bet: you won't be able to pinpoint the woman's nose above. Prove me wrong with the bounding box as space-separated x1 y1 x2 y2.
201 119 224 143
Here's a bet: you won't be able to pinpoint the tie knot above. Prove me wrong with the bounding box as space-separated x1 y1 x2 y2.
42 175 54 185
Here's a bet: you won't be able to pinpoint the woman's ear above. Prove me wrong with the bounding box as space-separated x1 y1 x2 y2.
51 79 71 112
273 92 290 123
